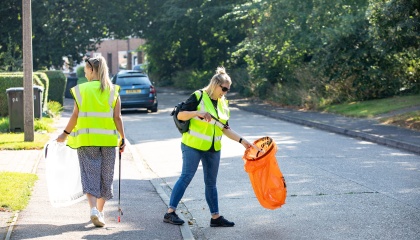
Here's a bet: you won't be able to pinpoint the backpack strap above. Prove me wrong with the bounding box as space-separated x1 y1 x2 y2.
196 90 204 110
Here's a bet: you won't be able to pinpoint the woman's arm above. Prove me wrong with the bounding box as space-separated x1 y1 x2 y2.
177 110 212 122
113 97 126 151
222 127 252 149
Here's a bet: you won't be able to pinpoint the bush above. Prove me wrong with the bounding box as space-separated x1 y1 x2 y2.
0 73 44 117
76 65 85 78
173 69 212 90
45 101 63 118
77 77 88 85
40 70 66 105
33 72 49 112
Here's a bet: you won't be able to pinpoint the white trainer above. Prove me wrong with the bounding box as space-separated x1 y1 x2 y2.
90 207 104 227
99 211 106 225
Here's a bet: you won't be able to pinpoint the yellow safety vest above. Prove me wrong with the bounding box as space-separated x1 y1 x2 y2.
67 81 120 148
182 90 230 151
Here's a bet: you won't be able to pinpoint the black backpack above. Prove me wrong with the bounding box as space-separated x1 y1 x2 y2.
171 90 203 134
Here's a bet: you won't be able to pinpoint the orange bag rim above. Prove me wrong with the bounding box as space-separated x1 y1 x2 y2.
243 136 277 161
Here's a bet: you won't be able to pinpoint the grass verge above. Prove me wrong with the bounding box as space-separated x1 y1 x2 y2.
320 94 420 131
0 132 51 150
320 94 420 118
0 101 62 150
0 172 38 211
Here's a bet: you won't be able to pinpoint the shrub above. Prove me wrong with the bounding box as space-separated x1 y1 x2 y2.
40 70 66 105
173 69 212 90
76 65 85 78
45 101 63 118
33 72 49 112
0 73 44 117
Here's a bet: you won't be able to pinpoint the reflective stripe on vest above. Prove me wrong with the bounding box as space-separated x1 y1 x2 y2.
67 82 119 148
74 85 115 118
192 116 225 130
182 91 229 151
69 128 118 137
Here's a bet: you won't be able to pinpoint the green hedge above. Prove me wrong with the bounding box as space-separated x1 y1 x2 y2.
33 72 49 112
0 73 44 117
40 70 66 105
76 65 85 78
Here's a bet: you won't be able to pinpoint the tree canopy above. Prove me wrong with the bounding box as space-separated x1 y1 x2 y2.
0 0 419 105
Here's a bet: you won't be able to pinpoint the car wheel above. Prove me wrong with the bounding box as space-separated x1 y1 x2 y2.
149 103 158 112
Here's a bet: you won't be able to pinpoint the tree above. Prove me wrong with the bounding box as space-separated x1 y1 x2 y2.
0 0 149 70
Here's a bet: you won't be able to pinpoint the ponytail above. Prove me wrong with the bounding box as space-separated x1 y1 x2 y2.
89 56 113 92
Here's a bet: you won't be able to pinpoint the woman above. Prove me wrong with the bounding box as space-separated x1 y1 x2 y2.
164 67 253 227
57 56 126 227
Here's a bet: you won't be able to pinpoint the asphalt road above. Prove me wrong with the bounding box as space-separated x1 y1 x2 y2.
123 90 420 240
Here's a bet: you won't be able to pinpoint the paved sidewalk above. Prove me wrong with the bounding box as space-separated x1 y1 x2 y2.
229 97 420 155
0 98 184 240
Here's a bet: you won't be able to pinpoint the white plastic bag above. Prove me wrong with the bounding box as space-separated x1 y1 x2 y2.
44 141 86 207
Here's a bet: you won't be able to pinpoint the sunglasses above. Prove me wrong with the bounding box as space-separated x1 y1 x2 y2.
220 85 230 92
84 58 93 70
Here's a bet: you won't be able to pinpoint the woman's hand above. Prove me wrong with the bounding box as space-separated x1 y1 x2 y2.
119 138 126 152
56 132 67 142
196 111 212 122
240 138 263 153
240 138 252 149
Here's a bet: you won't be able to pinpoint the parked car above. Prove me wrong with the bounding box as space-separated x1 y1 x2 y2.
132 63 147 73
111 70 158 112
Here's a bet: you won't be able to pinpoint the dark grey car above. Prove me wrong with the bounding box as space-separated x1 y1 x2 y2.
112 70 158 112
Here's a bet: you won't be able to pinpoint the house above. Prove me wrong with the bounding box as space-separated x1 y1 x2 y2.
86 38 146 76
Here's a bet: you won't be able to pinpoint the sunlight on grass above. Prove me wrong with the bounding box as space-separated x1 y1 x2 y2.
322 94 420 117
0 133 51 150
0 172 38 211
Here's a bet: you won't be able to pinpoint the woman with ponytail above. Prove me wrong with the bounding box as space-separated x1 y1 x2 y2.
57 56 126 227
163 67 253 227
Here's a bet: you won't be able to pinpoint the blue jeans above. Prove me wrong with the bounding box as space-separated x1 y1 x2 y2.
169 143 221 215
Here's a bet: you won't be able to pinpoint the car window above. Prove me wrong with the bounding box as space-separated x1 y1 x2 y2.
115 76 150 86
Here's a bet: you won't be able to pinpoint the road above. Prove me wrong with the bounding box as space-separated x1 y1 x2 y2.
123 89 420 240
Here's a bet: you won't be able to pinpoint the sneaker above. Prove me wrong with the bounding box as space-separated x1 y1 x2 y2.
90 208 105 227
163 212 185 225
99 211 106 225
210 216 235 227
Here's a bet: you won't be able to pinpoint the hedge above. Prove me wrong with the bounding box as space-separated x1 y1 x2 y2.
0 73 44 117
40 70 66 105
33 72 49 112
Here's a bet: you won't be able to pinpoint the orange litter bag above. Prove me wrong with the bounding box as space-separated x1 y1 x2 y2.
243 136 287 210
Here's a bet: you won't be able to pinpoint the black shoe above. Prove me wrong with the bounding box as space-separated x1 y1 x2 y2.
210 216 235 227
163 212 185 225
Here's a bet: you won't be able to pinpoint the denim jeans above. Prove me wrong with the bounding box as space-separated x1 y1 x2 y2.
169 143 221 215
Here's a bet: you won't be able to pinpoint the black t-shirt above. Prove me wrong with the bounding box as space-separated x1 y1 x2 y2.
180 91 229 152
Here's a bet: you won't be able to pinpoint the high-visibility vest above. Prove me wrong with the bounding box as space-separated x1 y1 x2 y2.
67 81 120 148
182 90 230 151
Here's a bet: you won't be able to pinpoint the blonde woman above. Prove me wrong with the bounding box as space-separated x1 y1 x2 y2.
57 56 126 227
164 67 252 227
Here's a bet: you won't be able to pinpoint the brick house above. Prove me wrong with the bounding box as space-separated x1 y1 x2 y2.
86 38 146 76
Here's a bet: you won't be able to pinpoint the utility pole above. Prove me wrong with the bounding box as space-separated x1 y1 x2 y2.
127 37 132 70
23 0 34 141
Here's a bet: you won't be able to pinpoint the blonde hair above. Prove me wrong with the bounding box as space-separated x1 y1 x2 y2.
87 56 113 92
203 66 232 97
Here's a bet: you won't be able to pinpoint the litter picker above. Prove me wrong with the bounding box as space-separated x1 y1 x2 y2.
118 139 124 222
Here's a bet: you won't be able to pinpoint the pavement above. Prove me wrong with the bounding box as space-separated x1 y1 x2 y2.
0 89 419 240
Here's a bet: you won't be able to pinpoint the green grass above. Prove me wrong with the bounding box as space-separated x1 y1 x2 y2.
0 132 51 150
0 172 38 211
321 94 420 118
0 116 56 150
0 101 62 150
